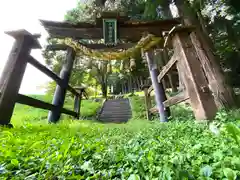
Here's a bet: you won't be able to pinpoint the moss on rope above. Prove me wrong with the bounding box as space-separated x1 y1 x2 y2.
65 34 162 60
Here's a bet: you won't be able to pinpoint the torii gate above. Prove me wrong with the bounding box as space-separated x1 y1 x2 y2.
40 12 181 122
40 11 217 122
0 11 219 126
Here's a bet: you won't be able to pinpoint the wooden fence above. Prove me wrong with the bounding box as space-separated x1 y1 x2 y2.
0 30 86 126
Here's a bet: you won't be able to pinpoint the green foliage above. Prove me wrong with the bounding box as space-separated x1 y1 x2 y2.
130 95 147 119
0 97 240 180
0 95 240 179
80 99 102 118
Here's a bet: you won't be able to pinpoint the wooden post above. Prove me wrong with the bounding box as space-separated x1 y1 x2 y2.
0 30 41 126
156 50 171 117
143 86 152 120
145 49 168 122
48 47 76 123
172 29 217 120
74 89 83 119
155 50 168 90
175 0 237 108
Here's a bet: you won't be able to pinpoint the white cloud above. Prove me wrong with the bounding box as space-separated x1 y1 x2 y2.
0 0 77 94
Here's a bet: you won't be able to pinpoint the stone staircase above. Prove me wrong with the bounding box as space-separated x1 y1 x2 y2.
98 98 132 123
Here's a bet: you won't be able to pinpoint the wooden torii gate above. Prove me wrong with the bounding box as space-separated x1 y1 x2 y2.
40 12 219 122
40 12 181 123
0 12 223 126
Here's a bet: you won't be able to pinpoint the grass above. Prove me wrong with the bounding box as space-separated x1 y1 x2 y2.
0 94 240 179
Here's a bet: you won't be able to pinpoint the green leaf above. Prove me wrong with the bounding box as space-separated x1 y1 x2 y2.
201 165 212 177
10 159 19 167
224 123 240 145
128 174 141 180
81 161 94 173
223 168 237 180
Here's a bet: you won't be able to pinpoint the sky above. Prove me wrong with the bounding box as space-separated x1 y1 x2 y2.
0 0 77 94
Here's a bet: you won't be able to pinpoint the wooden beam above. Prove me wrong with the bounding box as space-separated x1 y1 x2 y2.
40 18 181 40
143 87 152 120
45 26 164 41
158 53 178 82
148 85 153 94
46 44 68 51
74 90 83 119
28 56 80 96
150 92 189 112
163 92 189 107
44 27 102 39
17 94 54 111
172 29 217 120
40 18 181 29
67 86 80 97
16 94 77 117
28 56 63 85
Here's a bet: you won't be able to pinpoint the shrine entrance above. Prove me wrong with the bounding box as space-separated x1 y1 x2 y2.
0 11 227 126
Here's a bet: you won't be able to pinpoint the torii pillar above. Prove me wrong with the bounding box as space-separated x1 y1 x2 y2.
48 47 76 123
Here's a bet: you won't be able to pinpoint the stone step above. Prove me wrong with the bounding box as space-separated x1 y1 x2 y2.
106 99 128 101
103 105 129 107
105 100 129 103
99 118 129 123
99 116 131 120
101 111 132 116
104 104 129 107
98 98 131 123
101 112 131 115
102 108 130 112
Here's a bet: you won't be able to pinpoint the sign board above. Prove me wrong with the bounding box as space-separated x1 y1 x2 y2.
103 19 117 45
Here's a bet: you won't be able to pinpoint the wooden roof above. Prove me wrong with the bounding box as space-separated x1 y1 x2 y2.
40 18 181 42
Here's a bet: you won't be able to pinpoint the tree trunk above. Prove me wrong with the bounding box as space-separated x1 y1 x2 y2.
101 81 107 98
174 0 237 108
140 76 143 87
121 83 124 94
100 75 107 98
136 77 141 91
129 76 133 93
